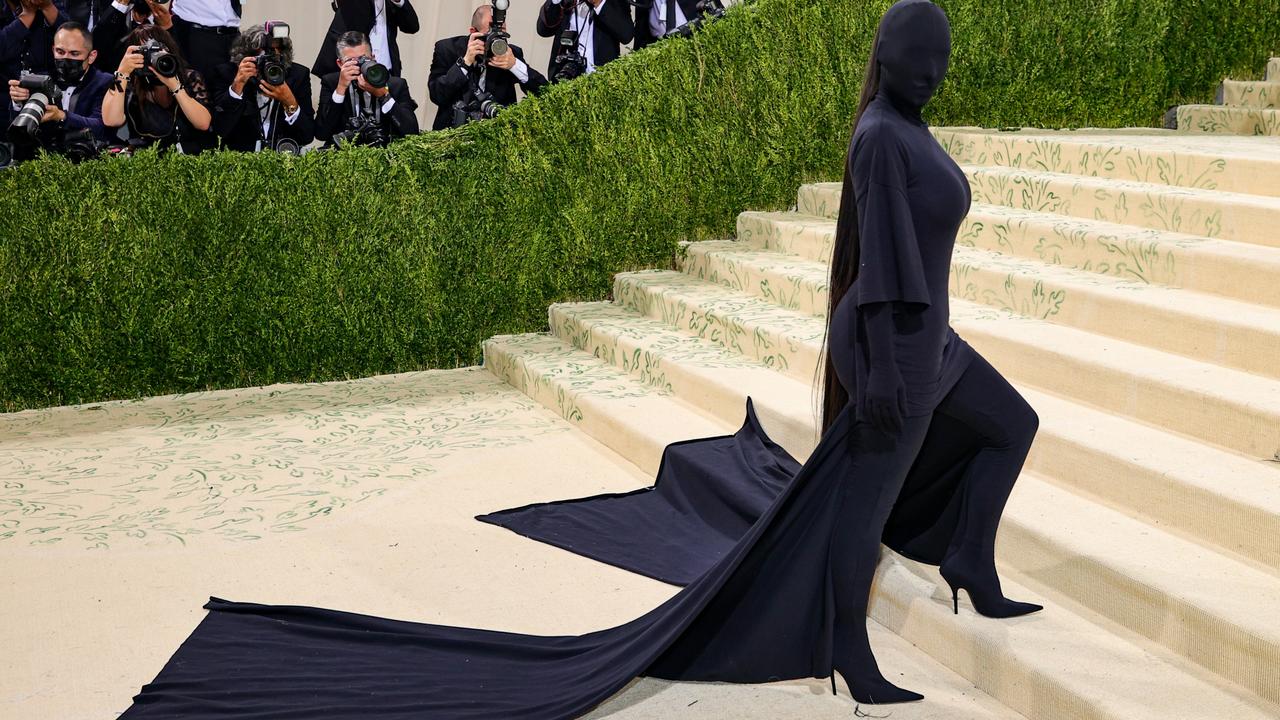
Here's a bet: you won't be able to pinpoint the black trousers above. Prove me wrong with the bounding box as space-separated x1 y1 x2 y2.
828 349 1038 682
184 25 239 85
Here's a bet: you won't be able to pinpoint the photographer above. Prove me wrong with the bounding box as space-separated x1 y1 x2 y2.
536 0 632 82
312 0 418 80
1 0 68 124
428 3 545 131
6 22 110 161
633 0 722 50
209 22 313 152
90 0 168 73
101 23 214 153
169 0 239 83
316 30 418 148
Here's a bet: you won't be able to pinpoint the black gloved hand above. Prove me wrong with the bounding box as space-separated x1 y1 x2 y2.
863 360 905 437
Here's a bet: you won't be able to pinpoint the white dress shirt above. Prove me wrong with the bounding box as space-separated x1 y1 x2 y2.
171 0 240 28
228 84 302 151
649 0 687 38
551 0 607 74
369 0 407 70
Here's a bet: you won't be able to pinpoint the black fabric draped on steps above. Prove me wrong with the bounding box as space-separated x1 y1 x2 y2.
120 397 984 720
478 397 980 585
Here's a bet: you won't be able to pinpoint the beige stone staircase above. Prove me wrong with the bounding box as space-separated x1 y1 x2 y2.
483 127 1280 719
1168 56 1280 135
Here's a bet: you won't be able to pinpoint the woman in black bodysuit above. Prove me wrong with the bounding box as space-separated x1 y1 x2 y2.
120 2 1043 717
820 0 1043 702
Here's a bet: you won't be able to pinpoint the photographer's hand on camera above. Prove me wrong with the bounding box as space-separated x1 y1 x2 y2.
116 45 145 79
462 32 485 67
231 56 257 96
334 57 362 97
7 79 29 104
259 77 299 114
488 47 517 71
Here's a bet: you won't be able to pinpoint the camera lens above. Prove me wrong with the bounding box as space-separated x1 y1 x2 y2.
153 51 179 78
358 58 389 89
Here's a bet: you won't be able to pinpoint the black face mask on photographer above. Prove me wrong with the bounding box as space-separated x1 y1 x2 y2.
53 58 87 87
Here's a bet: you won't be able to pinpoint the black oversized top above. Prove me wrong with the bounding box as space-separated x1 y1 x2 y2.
829 88 976 419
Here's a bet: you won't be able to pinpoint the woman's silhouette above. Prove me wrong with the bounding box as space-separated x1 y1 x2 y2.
121 2 1042 717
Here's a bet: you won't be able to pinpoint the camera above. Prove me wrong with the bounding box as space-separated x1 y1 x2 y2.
8 73 61 143
332 114 388 147
552 31 587 83
354 56 389 89
673 0 725 38
450 87 503 127
484 0 512 60
136 39 179 78
254 21 290 87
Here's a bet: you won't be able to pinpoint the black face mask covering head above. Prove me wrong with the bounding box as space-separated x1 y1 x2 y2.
874 0 951 123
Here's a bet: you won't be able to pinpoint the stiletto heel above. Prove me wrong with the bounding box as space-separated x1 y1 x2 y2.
940 557 1043 619
831 674 837 696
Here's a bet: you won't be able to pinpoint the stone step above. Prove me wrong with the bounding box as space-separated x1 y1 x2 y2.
960 204 1280 309
797 170 1280 250
612 269 826 386
678 232 1280 381
740 205 1280 311
1269 58 1280 82
1219 79 1280 109
550 300 1280 573
610 270 1280 459
678 239 831 317
483 335 1280 720
948 244 1280 380
932 128 1280 198
1173 105 1280 137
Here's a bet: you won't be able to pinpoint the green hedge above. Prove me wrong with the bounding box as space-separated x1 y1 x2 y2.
1 0 1277 412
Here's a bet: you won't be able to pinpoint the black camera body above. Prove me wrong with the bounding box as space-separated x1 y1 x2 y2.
333 114 389 148
484 0 512 61
673 0 725 38
253 21 290 87
355 57 389 89
450 87 502 127
552 31 587 83
137 39 180 78
7 73 62 143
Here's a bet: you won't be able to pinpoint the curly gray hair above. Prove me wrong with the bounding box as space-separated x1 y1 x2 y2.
230 24 295 65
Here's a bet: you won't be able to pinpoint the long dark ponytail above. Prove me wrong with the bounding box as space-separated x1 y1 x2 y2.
816 24 883 438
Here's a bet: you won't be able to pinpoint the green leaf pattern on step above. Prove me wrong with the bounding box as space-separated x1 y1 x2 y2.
967 169 1228 239
0 369 568 550
1176 106 1280 137
681 241 830 317
613 272 825 376
935 129 1245 190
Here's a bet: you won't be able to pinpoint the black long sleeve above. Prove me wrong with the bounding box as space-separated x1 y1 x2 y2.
427 40 471 110
593 0 634 45
391 0 419 34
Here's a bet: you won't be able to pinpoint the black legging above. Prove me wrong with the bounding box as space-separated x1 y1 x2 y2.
827 349 1038 693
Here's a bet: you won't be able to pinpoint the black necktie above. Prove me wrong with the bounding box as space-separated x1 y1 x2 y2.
230 0 241 17
665 0 676 33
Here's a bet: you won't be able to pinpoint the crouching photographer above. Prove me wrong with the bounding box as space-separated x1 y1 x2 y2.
316 30 417 148
101 24 215 153
210 21 313 153
428 2 546 131
5 22 109 164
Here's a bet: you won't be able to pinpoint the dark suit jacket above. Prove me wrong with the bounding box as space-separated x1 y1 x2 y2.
209 60 315 152
536 0 633 81
633 0 706 50
427 35 546 131
90 5 204 77
0 0 68 126
62 64 110 139
315 70 418 145
311 0 418 79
